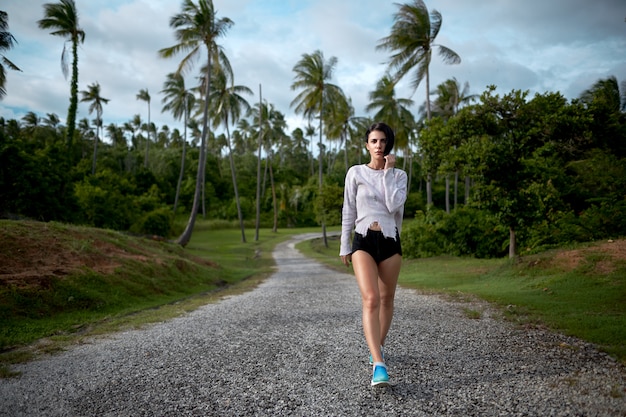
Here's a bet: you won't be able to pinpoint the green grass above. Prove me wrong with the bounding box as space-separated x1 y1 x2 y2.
296 234 626 364
2 220 624 377
0 220 322 375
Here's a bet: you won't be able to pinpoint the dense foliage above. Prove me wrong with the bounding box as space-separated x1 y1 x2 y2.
2 77 625 259
1 0 625 258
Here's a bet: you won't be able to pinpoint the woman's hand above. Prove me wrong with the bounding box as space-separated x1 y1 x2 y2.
384 154 396 169
341 254 352 267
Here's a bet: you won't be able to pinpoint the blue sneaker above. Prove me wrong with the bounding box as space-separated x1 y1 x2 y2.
369 345 385 365
371 363 390 387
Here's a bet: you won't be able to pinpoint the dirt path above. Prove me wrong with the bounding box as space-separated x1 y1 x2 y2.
0 234 624 416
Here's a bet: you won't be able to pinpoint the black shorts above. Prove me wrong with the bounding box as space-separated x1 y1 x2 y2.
351 229 402 264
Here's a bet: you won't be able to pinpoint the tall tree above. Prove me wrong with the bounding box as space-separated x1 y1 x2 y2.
428 77 476 211
291 49 344 247
0 11 22 100
305 124 316 176
208 66 252 242
429 77 476 120
366 73 416 187
159 0 234 247
579 76 626 157
136 88 152 167
38 0 85 149
80 81 109 174
377 0 460 205
366 74 415 154
161 72 196 213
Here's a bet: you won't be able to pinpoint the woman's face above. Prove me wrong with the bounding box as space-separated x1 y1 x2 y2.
366 130 387 160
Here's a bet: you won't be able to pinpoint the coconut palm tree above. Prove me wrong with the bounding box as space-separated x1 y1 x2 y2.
21 111 40 129
38 0 85 149
159 0 233 247
80 81 109 174
366 74 415 154
291 49 344 246
429 77 475 120
248 101 285 234
305 124 316 176
0 11 22 100
428 77 476 210
377 0 460 120
161 72 196 213
135 88 152 167
208 66 252 242
377 0 460 206
366 74 416 189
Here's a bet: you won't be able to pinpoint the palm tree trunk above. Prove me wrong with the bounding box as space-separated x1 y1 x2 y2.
67 35 79 157
175 54 212 247
269 151 278 233
144 107 150 168
91 123 98 175
426 172 433 206
319 100 328 247
226 123 246 243
255 84 263 241
173 110 188 213
509 226 517 259
201 143 207 218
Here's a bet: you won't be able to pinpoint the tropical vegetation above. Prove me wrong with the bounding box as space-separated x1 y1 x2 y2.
1 0 625 262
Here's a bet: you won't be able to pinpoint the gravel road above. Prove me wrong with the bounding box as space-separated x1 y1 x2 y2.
1 233 625 416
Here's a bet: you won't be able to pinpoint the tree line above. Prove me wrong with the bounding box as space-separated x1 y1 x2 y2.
1 0 625 258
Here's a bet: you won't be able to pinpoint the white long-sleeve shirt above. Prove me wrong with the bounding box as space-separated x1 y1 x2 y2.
340 164 408 256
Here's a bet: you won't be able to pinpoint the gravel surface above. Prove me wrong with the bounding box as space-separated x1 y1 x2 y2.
1 233 625 416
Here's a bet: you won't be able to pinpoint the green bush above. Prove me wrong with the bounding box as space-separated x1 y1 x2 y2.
401 208 508 259
130 207 174 237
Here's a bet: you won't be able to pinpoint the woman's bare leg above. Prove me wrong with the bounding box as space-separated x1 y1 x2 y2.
377 254 402 346
351 250 384 363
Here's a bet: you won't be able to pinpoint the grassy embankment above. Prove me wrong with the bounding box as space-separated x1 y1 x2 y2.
297 234 626 365
1 220 624 378
0 220 314 377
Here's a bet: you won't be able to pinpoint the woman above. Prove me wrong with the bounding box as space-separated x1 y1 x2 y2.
340 122 407 387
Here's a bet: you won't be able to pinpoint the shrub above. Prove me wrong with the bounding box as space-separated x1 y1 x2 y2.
130 207 174 237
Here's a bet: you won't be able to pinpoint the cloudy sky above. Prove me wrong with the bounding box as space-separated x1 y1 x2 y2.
2 0 625 137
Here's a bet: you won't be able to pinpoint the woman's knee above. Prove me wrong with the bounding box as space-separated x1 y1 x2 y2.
379 292 395 308
361 291 380 310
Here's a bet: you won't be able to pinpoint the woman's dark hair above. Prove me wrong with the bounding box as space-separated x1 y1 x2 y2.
365 122 395 155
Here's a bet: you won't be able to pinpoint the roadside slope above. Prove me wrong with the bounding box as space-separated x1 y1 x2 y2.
0 234 624 416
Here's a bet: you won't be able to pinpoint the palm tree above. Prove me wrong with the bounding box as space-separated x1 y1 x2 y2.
366 74 416 187
80 81 109 174
21 111 40 129
136 88 152 167
0 11 22 100
208 66 252 242
159 0 234 247
377 0 460 206
428 77 476 211
305 124 316 176
429 77 475 120
38 0 85 149
249 101 284 234
161 72 196 213
366 74 415 154
291 49 344 247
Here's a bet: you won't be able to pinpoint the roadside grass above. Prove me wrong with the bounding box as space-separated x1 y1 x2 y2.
0 220 319 377
295 235 626 364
